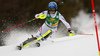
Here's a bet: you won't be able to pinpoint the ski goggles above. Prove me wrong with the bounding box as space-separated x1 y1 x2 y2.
48 8 56 12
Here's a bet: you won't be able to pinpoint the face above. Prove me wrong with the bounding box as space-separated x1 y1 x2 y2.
48 8 56 14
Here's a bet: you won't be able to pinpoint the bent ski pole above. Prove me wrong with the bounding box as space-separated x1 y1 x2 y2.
2 18 36 33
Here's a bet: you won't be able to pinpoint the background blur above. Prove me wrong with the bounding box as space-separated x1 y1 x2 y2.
0 0 100 46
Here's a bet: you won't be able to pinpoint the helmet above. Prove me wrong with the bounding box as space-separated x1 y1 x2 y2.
48 2 57 9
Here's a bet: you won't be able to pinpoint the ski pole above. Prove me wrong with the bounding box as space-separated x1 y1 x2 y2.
77 33 94 35
2 18 36 33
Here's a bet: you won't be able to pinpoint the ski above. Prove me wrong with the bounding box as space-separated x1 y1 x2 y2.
17 46 22 50
17 30 52 50
36 42 40 47
17 42 40 50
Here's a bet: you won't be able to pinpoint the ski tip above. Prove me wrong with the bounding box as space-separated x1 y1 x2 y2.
17 46 22 50
36 42 40 47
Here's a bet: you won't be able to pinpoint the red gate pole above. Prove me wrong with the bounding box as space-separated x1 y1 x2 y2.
91 0 100 56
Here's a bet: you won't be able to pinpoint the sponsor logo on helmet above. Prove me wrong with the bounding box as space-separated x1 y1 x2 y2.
49 3 54 7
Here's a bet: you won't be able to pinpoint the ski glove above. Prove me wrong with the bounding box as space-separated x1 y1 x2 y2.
36 14 46 19
68 29 75 36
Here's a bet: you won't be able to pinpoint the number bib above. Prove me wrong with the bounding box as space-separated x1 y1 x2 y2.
45 11 59 28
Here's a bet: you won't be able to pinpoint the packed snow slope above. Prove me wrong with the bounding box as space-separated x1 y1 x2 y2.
0 35 99 56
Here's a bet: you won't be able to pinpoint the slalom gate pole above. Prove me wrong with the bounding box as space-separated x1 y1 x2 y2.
2 18 36 33
91 0 100 56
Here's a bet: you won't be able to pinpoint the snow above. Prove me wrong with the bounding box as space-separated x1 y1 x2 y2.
1 10 100 56
0 35 99 56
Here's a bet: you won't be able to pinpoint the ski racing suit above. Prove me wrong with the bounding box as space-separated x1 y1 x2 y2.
35 10 71 39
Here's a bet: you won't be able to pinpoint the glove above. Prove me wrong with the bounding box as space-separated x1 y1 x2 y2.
68 29 75 36
35 14 46 19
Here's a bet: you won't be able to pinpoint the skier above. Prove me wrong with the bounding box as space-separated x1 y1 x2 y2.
17 2 75 50
34 2 75 39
